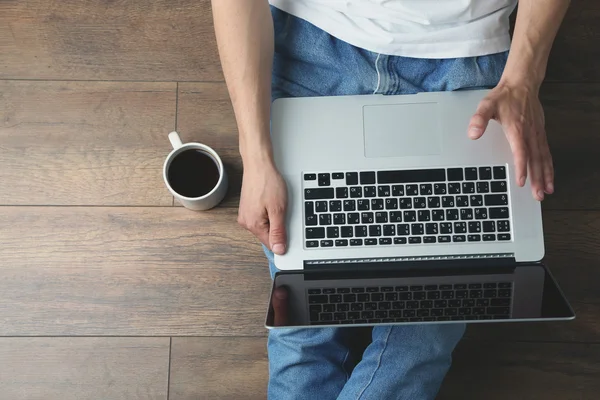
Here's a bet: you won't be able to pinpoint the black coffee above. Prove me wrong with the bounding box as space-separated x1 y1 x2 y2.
168 149 220 198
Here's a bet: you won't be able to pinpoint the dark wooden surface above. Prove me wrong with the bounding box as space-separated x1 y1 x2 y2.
1 0 599 398
0 338 170 400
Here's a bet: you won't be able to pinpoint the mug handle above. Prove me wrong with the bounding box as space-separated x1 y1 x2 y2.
168 131 183 149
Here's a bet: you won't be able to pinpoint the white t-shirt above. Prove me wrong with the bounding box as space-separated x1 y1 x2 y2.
269 0 517 59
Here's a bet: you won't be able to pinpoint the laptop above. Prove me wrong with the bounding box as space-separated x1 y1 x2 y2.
265 89 574 328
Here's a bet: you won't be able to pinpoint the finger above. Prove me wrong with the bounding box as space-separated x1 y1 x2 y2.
505 124 528 187
244 218 270 249
272 286 289 327
468 98 496 139
526 132 545 201
540 135 554 194
268 205 288 255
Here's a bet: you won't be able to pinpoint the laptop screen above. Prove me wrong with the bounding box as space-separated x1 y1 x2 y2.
265 263 574 328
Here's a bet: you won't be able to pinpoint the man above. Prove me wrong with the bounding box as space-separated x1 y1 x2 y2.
211 1 569 398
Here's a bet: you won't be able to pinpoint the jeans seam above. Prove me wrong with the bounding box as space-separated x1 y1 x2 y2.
355 326 392 400
373 53 381 94
342 348 351 382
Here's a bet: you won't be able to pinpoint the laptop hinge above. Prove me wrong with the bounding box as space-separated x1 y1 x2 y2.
304 253 516 271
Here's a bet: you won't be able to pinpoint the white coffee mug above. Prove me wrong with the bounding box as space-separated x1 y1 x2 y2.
163 131 228 211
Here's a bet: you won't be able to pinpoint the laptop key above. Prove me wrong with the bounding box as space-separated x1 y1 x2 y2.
497 220 510 232
399 198 413 209
343 199 356 211
406 184 419 196
305 215 317 226
427 196 441 208
389 212 402 223
414 197 427 208
378 185 391 197
479 167 492 180
315 201 328 212
418 210 431 222
350 238 363 246
489 207 509 219
329 200 342 212
420 184 433 195
462 182 475 193
379 237 392 245
318 173 330 186
454 222 467 233
446 209 459 220
365 238 377 245
394 237 407 244
336 187 348 199
465 167 478 180
409 237 422 244
375 212 388 223
434 183 447 194
319 214 332 225
397 224 410 235
404 211 417 222
361 212 374 224
306 240 319 248
447 168 463 181
335 239 348 247
305 188 334 200
355 226 368 237
392 184 405 196
306 227 325 239
474 208 488 220
438 235 451 243
470 195 483 206
453 235 466 242
491 181 507 193
357 199 369 210
411 223 424 235
383 224 396 236
349 187 363 198
360 171 376 184
498 233 511 241
369 225 381 237
364 186 377 198
432 210 445 221
493 166 507 179
385 198 398 210
371 199 384 210
346 172 359 185
468 234 481 242
347 213 360 224
485 194 508 206
426 223 438 234
476 181 490 193
333 213 346 225
321 240 333 247
468 221 481 233
440 222 453 234
448 183 461 194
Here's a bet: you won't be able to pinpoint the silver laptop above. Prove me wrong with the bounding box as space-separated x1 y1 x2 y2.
265 89 574 328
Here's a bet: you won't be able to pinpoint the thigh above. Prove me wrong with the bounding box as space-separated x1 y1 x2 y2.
265 246 360 400
337 323 466 400
271 6 378 100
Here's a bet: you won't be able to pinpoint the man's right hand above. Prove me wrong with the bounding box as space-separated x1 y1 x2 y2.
238 163 288 255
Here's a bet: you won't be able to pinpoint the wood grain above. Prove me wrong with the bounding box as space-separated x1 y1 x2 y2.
2 1 598 82
0 337 169 400
0 81 176 206
545 0 600 83
438 340 600 400
541 83 600 210
0 206 270 336
0 206 596 339
1 0 222 81
176 83 241 208
169 337 268 400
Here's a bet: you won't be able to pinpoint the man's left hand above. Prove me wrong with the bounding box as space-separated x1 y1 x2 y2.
468 82 554 201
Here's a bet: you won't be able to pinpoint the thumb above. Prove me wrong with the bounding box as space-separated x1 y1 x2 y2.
468 98 495 140
268 206 288 255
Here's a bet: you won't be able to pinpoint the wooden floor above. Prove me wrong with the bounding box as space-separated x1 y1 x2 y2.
1 1 599 399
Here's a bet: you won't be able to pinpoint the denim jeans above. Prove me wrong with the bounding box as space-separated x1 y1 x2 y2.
266 7 508 400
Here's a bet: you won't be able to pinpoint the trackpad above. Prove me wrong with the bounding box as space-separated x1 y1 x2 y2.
363 103 441 158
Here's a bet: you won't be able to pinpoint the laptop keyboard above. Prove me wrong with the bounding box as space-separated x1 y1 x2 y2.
307 282 513 325
303 166 511 249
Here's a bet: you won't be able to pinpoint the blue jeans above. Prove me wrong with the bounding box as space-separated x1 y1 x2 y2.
266 7 508 400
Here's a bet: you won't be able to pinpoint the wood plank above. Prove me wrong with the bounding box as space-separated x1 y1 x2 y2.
177 83 241 208
1 0 222 81
178 82 600 210
1 1 598 82
0 337 169 400
0 206 270 336
0 81 176 206
541 83 600 210
170 338 599 400
545 0 600 83
0 207 597 338
438 340 600 400
170 337 268 400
